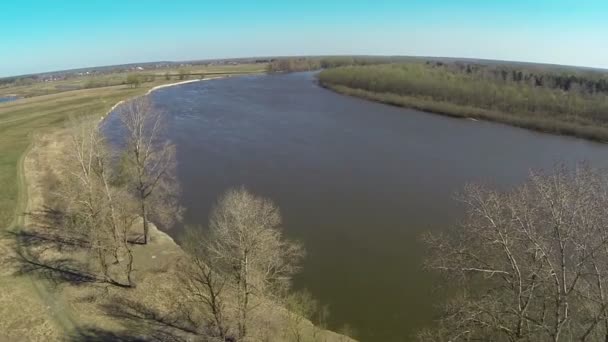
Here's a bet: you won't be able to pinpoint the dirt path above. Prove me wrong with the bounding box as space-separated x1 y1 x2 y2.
0 134 66 341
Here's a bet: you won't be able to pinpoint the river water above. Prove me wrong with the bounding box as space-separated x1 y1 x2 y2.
105 72 608 341
0 96 19 103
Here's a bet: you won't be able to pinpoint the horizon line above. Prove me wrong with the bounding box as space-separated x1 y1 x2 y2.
2 54 608 79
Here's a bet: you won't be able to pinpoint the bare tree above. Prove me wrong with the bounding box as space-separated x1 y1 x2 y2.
179 226 230 340
126 73 141 88
118 97 181 244
422 165 608 341
178 69 188 80
60 119 136 287
202 187 305 340
284 290 322 342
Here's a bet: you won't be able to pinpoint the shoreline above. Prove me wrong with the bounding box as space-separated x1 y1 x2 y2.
18 117 355 342
320 82 608 144
102 76 225 121
97 77 228 242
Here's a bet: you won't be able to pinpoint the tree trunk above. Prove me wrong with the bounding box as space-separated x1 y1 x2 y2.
141 198 148 244
125 244 134 287
238 254 249 340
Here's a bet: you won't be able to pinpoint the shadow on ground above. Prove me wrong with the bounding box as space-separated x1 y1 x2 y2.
98 296 201 342
6 208 98 287
8 208 207 342
69 327 149 342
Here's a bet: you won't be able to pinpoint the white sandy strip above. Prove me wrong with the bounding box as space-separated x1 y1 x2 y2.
101 76 225 122
145 79 200 94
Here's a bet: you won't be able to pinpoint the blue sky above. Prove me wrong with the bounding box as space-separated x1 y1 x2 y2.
1 0 607 77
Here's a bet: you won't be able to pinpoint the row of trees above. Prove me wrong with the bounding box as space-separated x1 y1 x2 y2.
56 98 315 341
429 61 608 95
266 58 322 73
125 74 157 87
127 70 191 86
266 56 399 73
318 64 608 137
61 120 137 286
58 97 179 285
421 166 608 341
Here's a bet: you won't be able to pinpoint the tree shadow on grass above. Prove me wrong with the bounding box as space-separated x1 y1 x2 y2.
9 247 98 286
17 207 90 250
100 296 200 341
5 208 98 287
69 327 192 342
68 327 149 342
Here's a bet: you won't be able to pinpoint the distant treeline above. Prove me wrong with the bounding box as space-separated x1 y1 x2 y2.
266 56 400 73
318 62 608 141
438 61 608 95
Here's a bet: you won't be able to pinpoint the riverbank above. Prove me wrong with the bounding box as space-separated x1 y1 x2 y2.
0 78 216 341
0 63 266 99
0 76 217 340
0 75 230 230
10 114 354 342
320 82 608 142
318 63 608 143
0 75 354 341
100 78 209 122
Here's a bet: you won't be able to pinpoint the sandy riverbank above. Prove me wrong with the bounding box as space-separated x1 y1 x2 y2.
102 77 225 122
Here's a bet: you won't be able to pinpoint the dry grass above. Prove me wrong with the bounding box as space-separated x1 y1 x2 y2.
0 63 266 98
0 85 165 229
0 72 353 340
2 129 354 341
0 77 220 341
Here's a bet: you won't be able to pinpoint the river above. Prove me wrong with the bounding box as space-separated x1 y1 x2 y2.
0 96 19 103
105 72 608 341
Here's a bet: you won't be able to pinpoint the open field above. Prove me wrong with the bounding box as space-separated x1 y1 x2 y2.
0 83 168 341
0 85 151 229
0 63 266 98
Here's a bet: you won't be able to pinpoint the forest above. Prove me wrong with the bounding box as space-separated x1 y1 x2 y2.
317 62 608 140
266 56 400 73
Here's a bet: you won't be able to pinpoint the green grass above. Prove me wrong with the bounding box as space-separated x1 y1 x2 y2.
0 83 165 228
0 64 267 229
155 62 267 75
0 82 199 339
0 63 267 98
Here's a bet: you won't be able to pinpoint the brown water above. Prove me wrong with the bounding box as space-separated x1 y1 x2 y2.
105 72 608 341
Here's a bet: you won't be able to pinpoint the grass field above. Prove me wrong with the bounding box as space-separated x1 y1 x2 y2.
0 85 162 341
0 63 266 229
0 85 151 228
0 63 267 98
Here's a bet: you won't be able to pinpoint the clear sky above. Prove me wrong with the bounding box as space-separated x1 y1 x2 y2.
1 0 607 77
